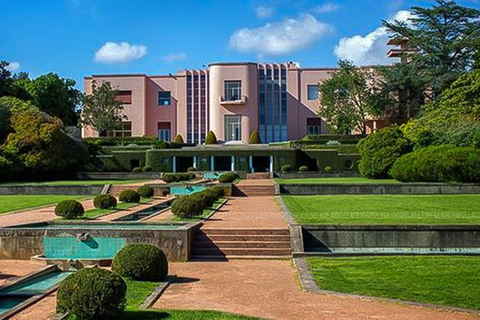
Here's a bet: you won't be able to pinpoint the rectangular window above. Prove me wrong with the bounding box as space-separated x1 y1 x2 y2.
157 122 171 141
307 85 319 101
224 81 242 101
107 121 132 137
307 117 322 135
158 91 171 106
116 90 132 104
225 115 242 141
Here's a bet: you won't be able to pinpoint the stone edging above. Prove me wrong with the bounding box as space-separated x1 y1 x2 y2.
139 277 171 310
203 198 229 220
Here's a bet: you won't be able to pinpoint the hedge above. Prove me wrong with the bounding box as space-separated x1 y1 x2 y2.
137 185 154 198
162 172 195 183
119 189 141 203
390 145 480 182
55 200 85 219
218 172 239 183
93 194 117 209
171 186 223 218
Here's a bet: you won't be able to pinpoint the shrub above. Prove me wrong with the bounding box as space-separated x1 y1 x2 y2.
281 164 292 173
324 166 332 173
57 268 126 320
218 172 239 183
55 200 84 219
93 194 117 209
162 173 195 183
390 145 480 183
119 189 141 203
142 166 152 172
132 167 142 173
112 243 168 281
173 134 184 144
205 131 217 144
249 130 261 144
171 196 204 218
137 185 154 198
187 166 196 172
207 186 224 199
358 126 413 179
191 191 215 208
187 172 196 180
299 166 309 172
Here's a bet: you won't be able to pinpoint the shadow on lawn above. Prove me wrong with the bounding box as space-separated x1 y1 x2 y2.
121 310 172 319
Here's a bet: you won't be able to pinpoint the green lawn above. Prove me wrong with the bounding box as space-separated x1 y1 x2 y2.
0 179 152 186
0 195 87 215
307 256 480 310
172 198 226 221
275 177 400 184
282 194 480 224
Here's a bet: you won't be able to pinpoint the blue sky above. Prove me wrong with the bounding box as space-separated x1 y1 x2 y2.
1 0 478 90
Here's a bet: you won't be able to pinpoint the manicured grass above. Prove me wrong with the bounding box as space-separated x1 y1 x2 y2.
172 198 226 221
0 179 152 186
275 177 400 184
0 195 86 215
307 256 480 310
282 194 480 224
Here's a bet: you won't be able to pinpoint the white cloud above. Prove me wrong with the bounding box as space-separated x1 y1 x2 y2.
6 62 21 71
334 10 412 66
161 53 188 63
314 2 341 14
230 14 332 55
94 42 148 64
255 5 274 19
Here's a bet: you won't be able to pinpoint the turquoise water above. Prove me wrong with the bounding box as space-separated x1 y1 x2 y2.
0 271 71 295
171 185 205 195
203 172 220 180
0 297 27 315
8 223 183 230
116 202 171 221
44 237 126 259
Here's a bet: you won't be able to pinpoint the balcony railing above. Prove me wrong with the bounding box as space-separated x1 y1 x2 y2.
220 95 247 105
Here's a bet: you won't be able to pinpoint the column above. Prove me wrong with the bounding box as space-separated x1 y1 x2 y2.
193 156 197 170
231 156 235 171
269 156 274 172
249 156 254 173
210 156 215 171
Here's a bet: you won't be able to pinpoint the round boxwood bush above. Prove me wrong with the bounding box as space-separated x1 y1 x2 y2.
218 172 239 183
191 191 215 208
281 164 292 173
171 196 204 218
187 166 196 172
299 165 309 172
132 167 142 173
56 268 127 320
207 186 224 199
93 194 117 209
112 243 168 281
54 200 85 219
358 126 413 179
142 166 152 172
390 145 480 182
137 185 154 198
119 189 141 203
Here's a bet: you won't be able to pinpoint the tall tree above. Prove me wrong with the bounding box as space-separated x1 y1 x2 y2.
318 60 374 134
384 0 480 97
16 73 82 126
81 81 126 136
0 61 13 97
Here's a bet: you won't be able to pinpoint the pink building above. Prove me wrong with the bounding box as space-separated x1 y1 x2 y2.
83 62 343 144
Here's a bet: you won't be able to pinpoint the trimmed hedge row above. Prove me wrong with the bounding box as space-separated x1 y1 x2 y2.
218 172 239 183
390 145 480 182
171 186 224 218
162 172 196 183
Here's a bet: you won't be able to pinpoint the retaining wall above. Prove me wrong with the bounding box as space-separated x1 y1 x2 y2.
0 185 104 195
76 172 163 180
276 172 361 179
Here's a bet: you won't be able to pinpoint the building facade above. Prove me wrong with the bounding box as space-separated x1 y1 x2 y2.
83 62 348 144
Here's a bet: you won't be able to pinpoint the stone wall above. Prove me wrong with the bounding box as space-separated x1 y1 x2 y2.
0 185 104 195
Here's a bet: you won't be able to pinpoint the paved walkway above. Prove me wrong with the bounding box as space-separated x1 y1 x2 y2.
236 179 274 186
0 260 44 287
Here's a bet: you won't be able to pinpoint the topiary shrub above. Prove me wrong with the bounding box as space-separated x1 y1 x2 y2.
137 185 154 198
190 191 215 208
281 164 292 173
93 194 117 209
187 166 196 172
162 173 195 183
142 166 152 172
56 268 127 320
173 134 184 144
55 200 85 219
358 126 413 179
132 167 142 173
205 131 217 144
206 186 224 199
112 243 168 281
218 172 239 183
171 196 204 218
299 166 309 172
390 145 480 182
119 189 141 203
249 130 261 144
187 172 196 180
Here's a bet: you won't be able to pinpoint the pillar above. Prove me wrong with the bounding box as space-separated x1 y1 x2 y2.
249 156 253 173
231 156 235 171
269 156 274 172
172 156 176 172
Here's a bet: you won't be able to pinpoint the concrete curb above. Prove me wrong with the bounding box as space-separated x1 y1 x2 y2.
139 278 171 310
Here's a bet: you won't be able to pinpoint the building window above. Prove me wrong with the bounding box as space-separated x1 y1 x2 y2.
107 121 132 137
307 85 319 100
225 115 242 141
157 122 171 141
307 118 322 135
116 90 132 104
224 81 241 101
158 91 171 106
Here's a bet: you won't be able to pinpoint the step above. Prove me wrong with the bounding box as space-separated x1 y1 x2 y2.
193 241 291 249
192 248 292 256
195 234 291 242
189 255 290 261
199 229 289 235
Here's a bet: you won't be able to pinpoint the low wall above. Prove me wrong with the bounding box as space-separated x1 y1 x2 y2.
276 172 360 179
0 185 104 195
280 183 480 195
302 225 480 254
76 172 163 180
0 222 200 262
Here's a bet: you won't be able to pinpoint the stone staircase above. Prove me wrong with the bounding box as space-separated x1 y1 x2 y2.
191 228 292 260
232 184 275 196
109 185 137 196
246 172 271 179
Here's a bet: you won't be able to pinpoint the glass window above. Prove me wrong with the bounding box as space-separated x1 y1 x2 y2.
307 85 319 100
107 121 132 137
225 115 242 141
158 129 171 141
158 91 171 106
116 91 132 104
224 81 242 101
307 118 322 135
